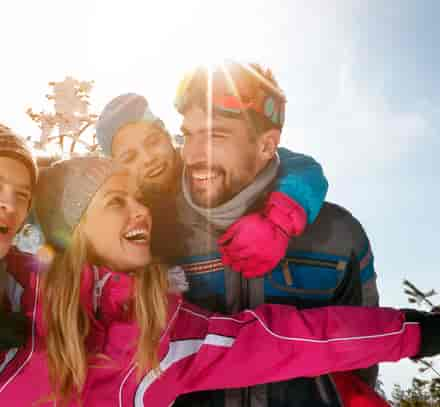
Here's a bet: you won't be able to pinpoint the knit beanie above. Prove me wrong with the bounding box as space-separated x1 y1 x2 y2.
34 156 121 250
0 123 38 190
96 93 167 155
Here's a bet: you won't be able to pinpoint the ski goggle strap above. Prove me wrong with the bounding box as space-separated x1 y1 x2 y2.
175 72 286 129
211 92 285 129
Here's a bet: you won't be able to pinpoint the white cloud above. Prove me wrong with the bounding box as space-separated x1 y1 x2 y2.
281 47 433 179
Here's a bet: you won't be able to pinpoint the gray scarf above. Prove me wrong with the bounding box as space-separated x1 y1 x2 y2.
181 155 280 407
182 154 280 229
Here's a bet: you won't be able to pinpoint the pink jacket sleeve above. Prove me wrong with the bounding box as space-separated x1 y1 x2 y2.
172 302 421 394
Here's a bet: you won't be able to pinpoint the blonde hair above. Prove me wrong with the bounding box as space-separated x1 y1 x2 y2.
42 219 169 404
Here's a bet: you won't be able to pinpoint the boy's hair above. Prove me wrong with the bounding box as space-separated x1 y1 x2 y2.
0 123 37 190
175 61 286 136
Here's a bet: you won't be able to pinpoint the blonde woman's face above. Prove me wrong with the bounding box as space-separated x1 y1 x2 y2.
83 171 152 273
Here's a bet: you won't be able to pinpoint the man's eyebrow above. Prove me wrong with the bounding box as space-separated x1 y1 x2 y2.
0 175 31 192
210 126 230 134
103 189 128 199
179 125 230 135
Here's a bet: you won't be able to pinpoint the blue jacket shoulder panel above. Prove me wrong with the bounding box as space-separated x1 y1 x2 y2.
276 147 328 224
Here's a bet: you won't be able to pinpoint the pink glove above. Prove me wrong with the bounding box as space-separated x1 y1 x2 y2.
218 192 307 279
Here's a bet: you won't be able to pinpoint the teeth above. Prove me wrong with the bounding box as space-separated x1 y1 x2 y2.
124 228 148 241
192 173 217 181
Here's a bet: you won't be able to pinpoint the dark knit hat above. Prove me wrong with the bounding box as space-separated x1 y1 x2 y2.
0 124 38 189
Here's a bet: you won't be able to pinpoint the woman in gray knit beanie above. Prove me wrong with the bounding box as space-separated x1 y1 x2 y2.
31 155 170 403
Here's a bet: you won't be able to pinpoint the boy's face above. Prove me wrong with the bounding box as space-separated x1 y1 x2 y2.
0 157 32 258
111 122 178 193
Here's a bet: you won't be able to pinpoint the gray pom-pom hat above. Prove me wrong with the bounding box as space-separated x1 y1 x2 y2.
96 93 166 155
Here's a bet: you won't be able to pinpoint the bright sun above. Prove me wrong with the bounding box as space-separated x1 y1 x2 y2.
20 0 288 146
91 1 267 71
85 0 276 134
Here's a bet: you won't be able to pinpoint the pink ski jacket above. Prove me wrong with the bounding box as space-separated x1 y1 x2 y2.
0 253 421 406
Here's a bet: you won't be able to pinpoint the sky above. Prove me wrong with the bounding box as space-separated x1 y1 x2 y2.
1 0 439 397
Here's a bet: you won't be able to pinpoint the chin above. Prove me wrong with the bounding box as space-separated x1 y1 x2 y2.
133 255 153 270
191 192 214 208
191 186 228 208
113 254 152 273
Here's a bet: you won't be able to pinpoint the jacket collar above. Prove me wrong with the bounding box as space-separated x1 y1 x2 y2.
80 264 133 326
80 264 184 327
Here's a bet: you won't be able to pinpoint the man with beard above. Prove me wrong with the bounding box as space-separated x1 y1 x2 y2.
172 62 379 407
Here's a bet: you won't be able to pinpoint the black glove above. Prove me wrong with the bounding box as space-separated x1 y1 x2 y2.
403 309 440 358
0 311 29 350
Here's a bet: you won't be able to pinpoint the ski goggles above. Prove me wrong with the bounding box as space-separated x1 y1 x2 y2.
175 66 286 129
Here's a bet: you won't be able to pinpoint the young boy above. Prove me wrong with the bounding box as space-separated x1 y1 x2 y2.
0 123 38 351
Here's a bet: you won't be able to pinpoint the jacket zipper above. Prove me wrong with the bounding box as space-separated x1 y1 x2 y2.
92 266 112 319
285 256 347 272
269 257 348 294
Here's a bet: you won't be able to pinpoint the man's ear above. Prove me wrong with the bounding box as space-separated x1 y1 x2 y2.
258 129 280 161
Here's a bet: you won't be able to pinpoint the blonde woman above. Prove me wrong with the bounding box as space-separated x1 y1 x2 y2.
0 156 438 406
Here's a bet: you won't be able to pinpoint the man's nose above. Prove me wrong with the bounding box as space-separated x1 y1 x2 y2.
183 134 211 167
